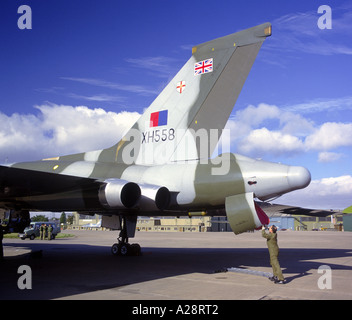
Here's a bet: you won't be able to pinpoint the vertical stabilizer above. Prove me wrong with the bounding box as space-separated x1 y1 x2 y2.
102 23 272 165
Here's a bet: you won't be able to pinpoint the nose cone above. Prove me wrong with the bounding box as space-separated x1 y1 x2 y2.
288 166 311 190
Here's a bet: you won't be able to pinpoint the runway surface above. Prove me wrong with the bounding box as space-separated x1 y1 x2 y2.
1 230 352 300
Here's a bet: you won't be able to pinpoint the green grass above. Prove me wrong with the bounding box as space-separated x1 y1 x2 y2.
3 233 20 239
3 232 75 239
56 232 75 239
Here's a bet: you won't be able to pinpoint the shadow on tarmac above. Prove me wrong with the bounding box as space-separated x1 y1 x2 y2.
1 239 352 300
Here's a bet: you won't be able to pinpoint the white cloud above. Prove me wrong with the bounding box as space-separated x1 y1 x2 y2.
233 103 280 127
224 103 352 161
226 103 310 157
276 175 352 209
305 122 352 150
238 128 304 156
0 104 140 163
318 152 343 163
279 112 315 137
0 112 43 156
317 175 352 195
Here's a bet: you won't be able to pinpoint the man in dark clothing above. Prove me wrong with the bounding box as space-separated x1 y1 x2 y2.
262 225 285 284
40 224 44 240
44 224 48 240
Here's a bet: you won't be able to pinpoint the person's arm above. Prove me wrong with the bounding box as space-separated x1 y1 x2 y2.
261 226 270 239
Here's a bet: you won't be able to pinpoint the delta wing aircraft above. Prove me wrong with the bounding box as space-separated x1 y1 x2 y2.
0 23 312 256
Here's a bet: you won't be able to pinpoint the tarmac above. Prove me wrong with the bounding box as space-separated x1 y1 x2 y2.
1 229 352 301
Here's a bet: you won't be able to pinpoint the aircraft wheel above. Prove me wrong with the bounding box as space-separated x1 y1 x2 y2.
111 243 119 256
131 243 142 256
111 242 141 256
118 243 130 256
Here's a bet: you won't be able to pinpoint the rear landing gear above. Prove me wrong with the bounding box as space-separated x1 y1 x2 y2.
111 242 141 256
111 216 141 256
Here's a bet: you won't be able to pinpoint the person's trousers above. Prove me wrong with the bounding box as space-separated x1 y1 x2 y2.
270 254 284 281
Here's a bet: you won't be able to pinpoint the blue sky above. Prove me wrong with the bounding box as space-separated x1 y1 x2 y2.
0 0 351 209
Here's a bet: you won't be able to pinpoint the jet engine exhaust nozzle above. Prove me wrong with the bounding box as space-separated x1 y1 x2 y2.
99 179 141 209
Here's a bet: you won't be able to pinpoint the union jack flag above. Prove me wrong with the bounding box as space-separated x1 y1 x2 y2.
194 58 213 76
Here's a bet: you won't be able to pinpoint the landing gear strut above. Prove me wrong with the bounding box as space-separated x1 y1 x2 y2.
111 216 141 256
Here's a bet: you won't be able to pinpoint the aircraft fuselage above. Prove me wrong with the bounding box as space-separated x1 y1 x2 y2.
4 153 310 214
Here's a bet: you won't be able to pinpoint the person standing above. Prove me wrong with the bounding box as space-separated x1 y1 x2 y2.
44 224 48 240
48 224 53 240
262 225 285 284
40 223 44 240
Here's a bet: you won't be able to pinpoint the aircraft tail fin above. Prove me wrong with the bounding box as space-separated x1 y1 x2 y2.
66 23 272 165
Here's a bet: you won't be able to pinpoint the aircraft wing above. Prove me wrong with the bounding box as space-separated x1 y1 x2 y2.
256 202 336 218
0 164 102 211
0 164 99 196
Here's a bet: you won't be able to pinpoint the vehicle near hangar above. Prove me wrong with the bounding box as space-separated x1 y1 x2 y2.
19 221 60 240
